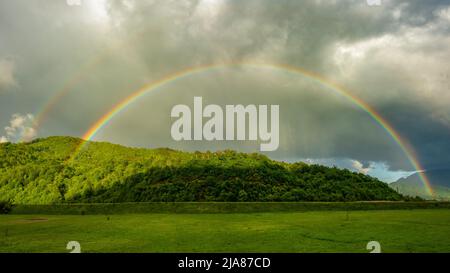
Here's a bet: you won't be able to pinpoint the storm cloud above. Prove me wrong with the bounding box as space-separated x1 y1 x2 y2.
0 0 449 179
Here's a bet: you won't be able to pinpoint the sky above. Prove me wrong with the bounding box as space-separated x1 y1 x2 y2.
0 0 449 183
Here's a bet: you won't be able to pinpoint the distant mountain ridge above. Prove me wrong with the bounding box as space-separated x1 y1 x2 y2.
390 169 450 200
0 136 408 204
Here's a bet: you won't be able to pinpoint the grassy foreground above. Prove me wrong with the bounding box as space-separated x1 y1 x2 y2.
1 209 449 253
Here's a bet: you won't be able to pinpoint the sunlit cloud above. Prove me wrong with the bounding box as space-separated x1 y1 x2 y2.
2 113 36 143
351 160 372 175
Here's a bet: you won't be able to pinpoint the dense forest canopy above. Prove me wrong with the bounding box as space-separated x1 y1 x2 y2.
0 136 406 204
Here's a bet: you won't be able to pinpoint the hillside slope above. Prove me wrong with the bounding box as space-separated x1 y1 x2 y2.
390 170 450 201
0 136 405 204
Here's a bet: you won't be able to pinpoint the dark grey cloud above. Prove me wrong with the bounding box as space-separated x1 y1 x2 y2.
0 0 449 176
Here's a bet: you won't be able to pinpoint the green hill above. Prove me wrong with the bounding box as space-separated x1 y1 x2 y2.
0 136 405 204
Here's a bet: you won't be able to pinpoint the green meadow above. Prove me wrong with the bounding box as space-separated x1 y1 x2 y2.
1 208 449 253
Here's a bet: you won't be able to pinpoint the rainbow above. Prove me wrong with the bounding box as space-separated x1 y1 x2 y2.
21 29 148 143
20 50 117 144
70 62 434 197
25 55 105 142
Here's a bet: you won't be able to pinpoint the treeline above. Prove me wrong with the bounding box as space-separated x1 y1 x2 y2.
0 136 405 204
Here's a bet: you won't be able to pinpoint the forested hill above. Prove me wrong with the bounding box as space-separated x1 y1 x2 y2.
0 136 405 204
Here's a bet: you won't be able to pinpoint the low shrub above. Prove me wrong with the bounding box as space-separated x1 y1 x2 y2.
0 200 14 214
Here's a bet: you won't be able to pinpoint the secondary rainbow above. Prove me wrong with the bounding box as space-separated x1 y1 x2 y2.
74 62 434 197
21 29 148 143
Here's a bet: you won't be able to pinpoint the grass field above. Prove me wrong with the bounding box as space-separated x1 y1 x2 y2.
1 209 449 253
9 201 450 214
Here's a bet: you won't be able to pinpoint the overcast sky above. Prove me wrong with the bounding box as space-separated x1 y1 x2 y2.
0 0 449 182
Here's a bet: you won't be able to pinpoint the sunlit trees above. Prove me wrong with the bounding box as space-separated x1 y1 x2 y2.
0 136 405 204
